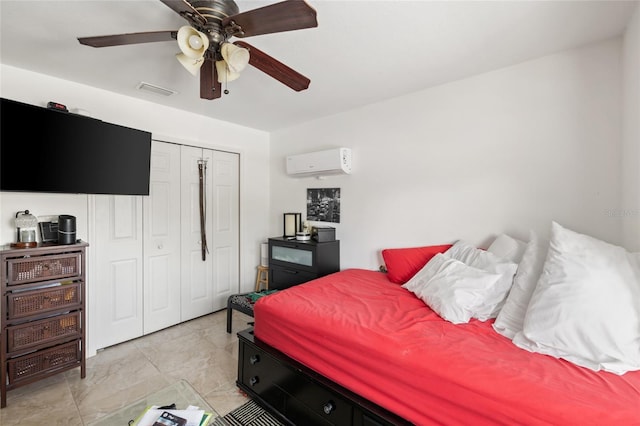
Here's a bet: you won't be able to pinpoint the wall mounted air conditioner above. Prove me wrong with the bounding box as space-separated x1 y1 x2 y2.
286 148 352 177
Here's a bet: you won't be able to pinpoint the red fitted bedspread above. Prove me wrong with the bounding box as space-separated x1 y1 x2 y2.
254 269 640 425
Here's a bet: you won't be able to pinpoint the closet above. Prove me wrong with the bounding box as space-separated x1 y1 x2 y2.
180 145 240 321
93 141 239 350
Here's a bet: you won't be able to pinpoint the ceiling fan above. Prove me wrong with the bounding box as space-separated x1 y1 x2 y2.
77 0 317 100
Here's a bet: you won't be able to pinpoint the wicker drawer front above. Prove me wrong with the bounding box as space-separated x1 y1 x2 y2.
8 283 81 320
7 340 81 384
7 253 81 285
7 312 81 354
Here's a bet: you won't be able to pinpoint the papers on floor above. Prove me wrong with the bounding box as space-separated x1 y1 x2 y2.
134 405 212 426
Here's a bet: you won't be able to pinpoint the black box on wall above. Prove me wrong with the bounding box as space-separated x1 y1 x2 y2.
312 226 335 242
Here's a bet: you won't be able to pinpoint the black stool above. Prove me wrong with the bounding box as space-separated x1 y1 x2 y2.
226 293 256 333
226 290 278 333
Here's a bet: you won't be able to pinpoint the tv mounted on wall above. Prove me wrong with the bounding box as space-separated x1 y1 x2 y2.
0 98 152 196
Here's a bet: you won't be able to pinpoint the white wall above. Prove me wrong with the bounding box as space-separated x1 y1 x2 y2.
1 65 270 353
622 5 640 251
0 66 270 288
271 38 625 269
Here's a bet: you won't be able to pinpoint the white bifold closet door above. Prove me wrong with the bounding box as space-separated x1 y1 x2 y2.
209 149 240 310
93 195 144 349
180 145 239 321
143 141 181 334
93 141 239 350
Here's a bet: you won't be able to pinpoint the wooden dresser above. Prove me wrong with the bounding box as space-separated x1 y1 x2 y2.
0 241 88 408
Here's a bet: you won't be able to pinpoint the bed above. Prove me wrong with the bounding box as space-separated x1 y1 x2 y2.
238 224 640 425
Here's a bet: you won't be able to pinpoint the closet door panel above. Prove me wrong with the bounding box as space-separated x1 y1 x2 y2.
144 141 181 334
180 146 214 321
94 195 143 349
210 151 240 309
111 259 139 320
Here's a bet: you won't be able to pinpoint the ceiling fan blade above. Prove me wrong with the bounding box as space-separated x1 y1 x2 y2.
223 0 317 38
234 41 310 92
200 58 222 100
159 0 207 26
78 31 177 47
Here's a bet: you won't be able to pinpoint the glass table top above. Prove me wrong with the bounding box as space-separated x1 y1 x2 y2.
87 379 226 426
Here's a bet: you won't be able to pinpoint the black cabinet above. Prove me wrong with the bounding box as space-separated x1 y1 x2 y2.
268 237 339 290
237 329 408 426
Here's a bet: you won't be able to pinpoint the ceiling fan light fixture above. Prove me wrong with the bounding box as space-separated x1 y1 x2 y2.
188 34 204 50
176 52 206 76
215 60 241 83
79 0 317 101
177 25 209 59
220 42 250 73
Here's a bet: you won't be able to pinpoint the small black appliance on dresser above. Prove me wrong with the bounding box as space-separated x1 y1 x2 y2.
58 215 76 244
312 226 336 242
268 237 340 290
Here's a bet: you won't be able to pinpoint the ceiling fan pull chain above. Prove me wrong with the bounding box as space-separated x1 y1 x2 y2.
222 61 230 95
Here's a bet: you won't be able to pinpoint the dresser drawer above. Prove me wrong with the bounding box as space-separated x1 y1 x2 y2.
6 253 82 285
7 311 81 354
270 242 317 273
287 374 353 424
270 265 317 289
7 340 81 385
7 283 81 320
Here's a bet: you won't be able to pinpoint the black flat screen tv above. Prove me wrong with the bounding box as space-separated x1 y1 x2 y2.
0 98 152 195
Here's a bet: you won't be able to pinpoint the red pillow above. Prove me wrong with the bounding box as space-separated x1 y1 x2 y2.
382 244 453 284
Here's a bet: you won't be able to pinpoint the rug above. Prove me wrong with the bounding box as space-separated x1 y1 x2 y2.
212 400 286 426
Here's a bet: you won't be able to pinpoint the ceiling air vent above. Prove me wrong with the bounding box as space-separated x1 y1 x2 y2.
136 82 177 97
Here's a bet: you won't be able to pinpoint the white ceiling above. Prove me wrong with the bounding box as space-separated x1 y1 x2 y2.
0 1 637 131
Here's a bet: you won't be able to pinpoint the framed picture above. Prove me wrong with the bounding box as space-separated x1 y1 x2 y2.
307 188 340 223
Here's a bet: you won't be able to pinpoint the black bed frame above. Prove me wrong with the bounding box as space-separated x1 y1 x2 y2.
236 328 412 426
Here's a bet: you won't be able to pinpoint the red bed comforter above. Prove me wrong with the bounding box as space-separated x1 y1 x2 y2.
254 269 640 425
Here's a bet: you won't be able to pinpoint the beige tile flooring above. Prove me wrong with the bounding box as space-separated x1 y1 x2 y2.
0 309 254 425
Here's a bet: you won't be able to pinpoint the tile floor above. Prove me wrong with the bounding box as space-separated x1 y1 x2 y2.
0 309 254 425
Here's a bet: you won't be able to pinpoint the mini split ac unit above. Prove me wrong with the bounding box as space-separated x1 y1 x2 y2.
286 148 352 177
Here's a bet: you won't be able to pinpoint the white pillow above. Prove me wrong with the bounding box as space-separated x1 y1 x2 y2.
493 230 548 339
487 233 527 263
513 222 640 375
402 253 502 324
444 240 518 318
